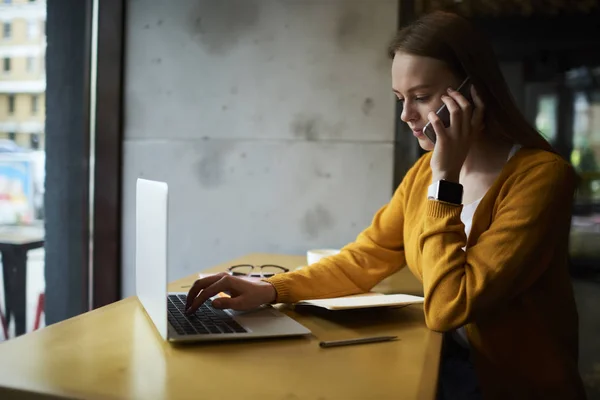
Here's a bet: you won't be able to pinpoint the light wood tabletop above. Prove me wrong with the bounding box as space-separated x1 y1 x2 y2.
0 253 441 400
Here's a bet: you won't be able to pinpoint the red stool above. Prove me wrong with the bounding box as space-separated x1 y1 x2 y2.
33 293 44 331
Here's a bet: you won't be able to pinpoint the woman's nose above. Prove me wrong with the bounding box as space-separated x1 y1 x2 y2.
400 103 417 123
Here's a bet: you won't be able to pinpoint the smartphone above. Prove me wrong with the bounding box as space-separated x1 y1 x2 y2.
422 76 473 144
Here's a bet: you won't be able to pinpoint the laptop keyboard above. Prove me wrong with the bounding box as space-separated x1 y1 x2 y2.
167 294 247 335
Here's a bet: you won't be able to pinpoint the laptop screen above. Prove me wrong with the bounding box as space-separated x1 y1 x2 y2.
135 178 169 340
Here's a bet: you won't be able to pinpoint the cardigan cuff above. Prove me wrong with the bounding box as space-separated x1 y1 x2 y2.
426 199 462 219
263 275 291 304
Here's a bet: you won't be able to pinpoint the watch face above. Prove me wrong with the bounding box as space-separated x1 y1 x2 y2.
438 180 463 205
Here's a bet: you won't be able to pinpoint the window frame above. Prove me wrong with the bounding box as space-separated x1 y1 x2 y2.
44 0 124 326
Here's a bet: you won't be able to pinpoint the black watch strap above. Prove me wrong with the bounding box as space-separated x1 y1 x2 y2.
427 179 463 205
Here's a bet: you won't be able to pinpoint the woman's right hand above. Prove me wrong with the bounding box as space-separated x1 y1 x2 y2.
185 272 277 314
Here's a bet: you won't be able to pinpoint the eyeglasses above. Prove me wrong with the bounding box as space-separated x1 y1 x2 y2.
227 264 289 278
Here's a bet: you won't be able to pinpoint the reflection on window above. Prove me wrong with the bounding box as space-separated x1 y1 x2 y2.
535 95 558 143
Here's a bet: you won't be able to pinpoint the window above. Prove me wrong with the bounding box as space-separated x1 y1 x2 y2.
534 94 558 143
31 95 38 114
26 57 35 73
8 94 15 114
30 133 40 149
1 0 53 341
27 20 39 39
2 23 10 40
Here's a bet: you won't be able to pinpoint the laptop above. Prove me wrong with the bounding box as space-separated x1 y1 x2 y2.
135 178 311 343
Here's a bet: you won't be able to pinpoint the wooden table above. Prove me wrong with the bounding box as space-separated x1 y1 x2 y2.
0 225 45 337
0 253 441 400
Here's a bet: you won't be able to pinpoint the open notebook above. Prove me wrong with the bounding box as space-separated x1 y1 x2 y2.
295 293 424 311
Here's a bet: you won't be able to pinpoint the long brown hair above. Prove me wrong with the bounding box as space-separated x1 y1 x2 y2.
388 11 555 153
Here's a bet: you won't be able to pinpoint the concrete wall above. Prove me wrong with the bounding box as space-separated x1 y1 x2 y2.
122 0 398 296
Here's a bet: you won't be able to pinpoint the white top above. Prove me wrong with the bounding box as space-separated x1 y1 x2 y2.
451 143 521 348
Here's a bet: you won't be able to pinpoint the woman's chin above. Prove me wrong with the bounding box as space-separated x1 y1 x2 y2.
417 136 434 151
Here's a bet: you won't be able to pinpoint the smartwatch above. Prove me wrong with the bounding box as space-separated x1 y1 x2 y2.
427 179 463 205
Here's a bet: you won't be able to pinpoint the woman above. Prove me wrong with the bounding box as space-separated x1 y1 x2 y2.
186 11 586 400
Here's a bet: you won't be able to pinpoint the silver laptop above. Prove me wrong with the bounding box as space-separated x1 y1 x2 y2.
135 178 311 343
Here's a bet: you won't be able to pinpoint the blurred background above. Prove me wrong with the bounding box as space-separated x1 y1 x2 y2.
0 0 598 397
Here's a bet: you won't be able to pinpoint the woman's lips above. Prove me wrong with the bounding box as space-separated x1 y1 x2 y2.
412 128 424 138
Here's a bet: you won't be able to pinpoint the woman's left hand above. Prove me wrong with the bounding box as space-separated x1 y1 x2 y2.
428 85 485 183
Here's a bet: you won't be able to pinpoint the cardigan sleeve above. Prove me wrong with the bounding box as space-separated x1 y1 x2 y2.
265 157 428 304
418 159 576 332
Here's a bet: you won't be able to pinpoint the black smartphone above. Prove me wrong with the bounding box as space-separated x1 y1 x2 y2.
422 76 473 144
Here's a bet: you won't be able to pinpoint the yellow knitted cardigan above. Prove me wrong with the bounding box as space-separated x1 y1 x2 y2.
267 147 586 399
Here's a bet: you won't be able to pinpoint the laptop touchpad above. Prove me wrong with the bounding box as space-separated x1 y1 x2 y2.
228 307 284 318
